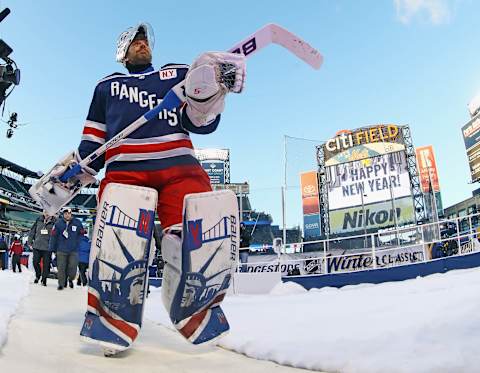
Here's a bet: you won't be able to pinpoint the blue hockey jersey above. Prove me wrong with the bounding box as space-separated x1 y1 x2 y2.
77 64 220 173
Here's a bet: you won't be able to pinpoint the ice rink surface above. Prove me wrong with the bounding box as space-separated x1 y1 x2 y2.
3 267 480 372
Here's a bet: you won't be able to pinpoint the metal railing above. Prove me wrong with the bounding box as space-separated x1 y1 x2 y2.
236 212 480 277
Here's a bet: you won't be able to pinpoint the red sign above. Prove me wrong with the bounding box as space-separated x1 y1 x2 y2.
300 171 320 215
416 146 440 193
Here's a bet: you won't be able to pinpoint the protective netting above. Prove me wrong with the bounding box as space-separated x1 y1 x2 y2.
283 135 325 241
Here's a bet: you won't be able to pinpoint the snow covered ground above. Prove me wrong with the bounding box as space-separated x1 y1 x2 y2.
0 270 307 373
2 267 480 372
0 270 31 349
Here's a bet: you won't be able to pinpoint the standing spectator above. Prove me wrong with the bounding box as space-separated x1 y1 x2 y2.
28 210 56 286
49 208 83 290
77 230 91 287
239 222 251 272
0 234 7 270
9 235 23 273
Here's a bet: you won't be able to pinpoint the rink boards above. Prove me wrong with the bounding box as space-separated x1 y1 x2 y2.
282 249 480 290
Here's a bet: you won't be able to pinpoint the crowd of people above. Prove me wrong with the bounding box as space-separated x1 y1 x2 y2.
0 233 25 272
0 208 91 290
1 207 255 282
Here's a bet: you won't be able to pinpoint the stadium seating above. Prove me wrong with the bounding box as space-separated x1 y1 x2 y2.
0 157 299 253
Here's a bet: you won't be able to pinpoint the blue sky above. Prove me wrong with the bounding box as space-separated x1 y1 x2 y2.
0 0 479 227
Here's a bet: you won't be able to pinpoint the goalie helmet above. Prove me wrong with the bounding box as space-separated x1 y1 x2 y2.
116 23 155 66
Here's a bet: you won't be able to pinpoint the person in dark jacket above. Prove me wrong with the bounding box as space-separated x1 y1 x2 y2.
0 234 7 270
9 235 23 273
28 210 56 286
77 231 91 286
49 208 83 290
239 222 251 272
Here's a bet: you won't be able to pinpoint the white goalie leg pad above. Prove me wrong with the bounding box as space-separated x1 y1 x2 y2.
29 150 97 215
80 182 158 353
161 233 182 313
161 190 239 345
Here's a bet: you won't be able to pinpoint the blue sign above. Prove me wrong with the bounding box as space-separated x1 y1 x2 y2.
304 213 321 238
462 116 480 182
200 161 225 184
462 116 480 150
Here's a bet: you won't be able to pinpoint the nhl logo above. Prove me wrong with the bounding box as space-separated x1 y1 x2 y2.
304 258 322 274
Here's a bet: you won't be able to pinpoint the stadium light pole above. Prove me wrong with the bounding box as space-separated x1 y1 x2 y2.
427 166 439 222
282 135 287 252
360 192 368 248
426 165 440 239
388 175 399 245
381 141 399 246
237 184 243 223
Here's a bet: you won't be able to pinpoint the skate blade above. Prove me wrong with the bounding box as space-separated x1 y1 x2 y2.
80 335 128 357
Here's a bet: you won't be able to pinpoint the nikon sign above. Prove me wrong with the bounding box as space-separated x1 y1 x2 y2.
329 196 415 234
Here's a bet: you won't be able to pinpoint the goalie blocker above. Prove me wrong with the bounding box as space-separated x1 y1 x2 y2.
162 190 239 344
29 151 97 216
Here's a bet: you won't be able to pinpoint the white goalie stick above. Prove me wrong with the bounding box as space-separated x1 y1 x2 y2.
227 23 322 69
30 23 322 211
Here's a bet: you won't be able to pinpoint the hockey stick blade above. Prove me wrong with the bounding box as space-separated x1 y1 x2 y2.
228 23 323 70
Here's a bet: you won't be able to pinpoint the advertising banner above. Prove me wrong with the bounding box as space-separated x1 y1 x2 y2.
329 196 415 234
462 114 480 183
416 145 440 193
240 245 425 275
200 160 226 185
415 145 443 218
300 171 320 215
324 125 405 166
303 213 321 238
300 171 321 237
326 151 412 210
323 245 425 274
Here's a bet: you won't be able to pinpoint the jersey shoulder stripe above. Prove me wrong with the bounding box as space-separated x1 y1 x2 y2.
97 72 126 84
161 63 189 70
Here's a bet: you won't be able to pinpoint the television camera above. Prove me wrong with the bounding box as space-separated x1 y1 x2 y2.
0 8 20 107
3 111 27 138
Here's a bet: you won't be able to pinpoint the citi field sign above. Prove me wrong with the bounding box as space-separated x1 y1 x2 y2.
323 124 406 166
326 125 400 153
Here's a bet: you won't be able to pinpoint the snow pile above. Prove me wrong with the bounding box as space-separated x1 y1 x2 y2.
0 270 31 350
146 268 480 373
269 280 307 295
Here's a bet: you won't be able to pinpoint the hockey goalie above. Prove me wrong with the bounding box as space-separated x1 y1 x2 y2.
29 21 322 356
30 23 244 355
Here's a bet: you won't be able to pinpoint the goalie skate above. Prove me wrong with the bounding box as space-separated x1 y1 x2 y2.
103 347 121 357
162 190 239 344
